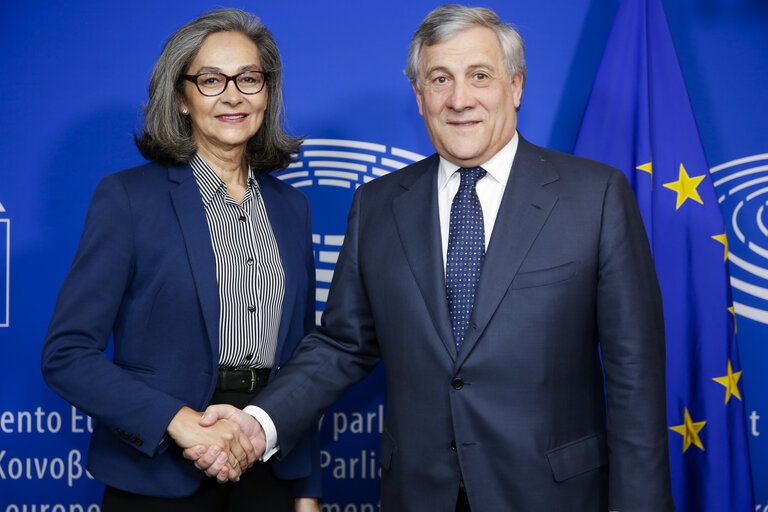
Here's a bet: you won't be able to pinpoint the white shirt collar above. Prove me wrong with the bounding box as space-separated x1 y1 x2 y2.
437 131 519 191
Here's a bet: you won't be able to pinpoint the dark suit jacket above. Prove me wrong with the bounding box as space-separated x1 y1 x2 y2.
41 161 320 498
254 136 674 511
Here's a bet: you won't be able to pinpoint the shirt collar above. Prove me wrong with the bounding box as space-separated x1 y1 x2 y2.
190 154 257 206
437 131 519 191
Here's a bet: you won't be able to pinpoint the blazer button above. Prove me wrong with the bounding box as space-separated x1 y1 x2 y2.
450 440 457 451
451 378 464 390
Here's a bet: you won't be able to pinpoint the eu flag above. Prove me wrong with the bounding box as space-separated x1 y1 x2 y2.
573 0 754 509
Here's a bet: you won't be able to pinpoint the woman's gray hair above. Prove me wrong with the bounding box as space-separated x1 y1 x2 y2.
405 4 527 90
135 9 302 173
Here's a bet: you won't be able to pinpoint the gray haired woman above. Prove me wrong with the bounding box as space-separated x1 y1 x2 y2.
42 9 320 511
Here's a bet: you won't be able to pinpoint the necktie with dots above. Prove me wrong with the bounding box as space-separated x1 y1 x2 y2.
446 166 487 351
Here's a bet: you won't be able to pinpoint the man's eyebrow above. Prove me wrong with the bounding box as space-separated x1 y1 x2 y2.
465 61 497 70
424 65 451 76
424 61 497 76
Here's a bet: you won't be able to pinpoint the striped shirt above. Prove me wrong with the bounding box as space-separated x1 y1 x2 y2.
190 154 285 369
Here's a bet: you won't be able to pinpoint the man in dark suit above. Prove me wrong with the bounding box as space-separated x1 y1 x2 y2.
192 5 674 511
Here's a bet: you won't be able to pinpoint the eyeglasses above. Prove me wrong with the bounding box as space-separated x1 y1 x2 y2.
182 70 267 96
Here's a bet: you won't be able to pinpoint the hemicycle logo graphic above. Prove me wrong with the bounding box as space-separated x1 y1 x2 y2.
713 153 768 324
276 139 426 324
0 200 8 327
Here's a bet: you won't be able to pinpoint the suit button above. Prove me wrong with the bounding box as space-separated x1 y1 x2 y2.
450 440 456 451
451 378 464 390
247 305 256 313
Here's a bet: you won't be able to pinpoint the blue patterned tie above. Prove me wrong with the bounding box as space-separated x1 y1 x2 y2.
446 166 487 351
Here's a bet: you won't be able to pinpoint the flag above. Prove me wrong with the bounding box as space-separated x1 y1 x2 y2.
573 0 754 509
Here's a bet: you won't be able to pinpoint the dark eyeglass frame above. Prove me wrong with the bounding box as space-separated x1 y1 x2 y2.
182 70 268 96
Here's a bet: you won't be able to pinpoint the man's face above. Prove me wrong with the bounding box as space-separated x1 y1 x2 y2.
413 26 523 168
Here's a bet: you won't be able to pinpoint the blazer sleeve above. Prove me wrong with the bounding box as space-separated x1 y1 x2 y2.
596 170 674 511
41 174 187 458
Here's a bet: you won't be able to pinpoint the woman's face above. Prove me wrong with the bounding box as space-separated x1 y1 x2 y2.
180 31 268 159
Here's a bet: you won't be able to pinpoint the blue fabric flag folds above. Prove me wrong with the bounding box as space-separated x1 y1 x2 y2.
573 0 754 509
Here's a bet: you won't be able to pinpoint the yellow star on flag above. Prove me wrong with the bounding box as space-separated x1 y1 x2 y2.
663 163 705 209
712 233 728 261
669 408 706 452
729 305 737 333
713 359 743 404
637 161 652 178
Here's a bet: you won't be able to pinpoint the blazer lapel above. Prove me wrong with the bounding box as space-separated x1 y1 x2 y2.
168 165 220 364
392 155 457 360
456 138 560 367
256 175 299 367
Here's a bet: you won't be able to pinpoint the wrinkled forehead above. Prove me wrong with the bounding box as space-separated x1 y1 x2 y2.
418 26 505 74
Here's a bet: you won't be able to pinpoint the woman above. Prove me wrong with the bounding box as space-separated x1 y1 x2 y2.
41 9 320 511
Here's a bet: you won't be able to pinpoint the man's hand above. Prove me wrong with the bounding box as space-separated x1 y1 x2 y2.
294 498 320 512
182 404 266 482
167 406 256 482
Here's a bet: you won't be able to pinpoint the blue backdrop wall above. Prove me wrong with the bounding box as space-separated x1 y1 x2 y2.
1 0 767 510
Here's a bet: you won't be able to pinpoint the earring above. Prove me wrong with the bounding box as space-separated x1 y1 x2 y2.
181 108 189 115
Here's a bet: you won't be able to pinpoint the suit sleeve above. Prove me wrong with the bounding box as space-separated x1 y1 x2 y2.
41 175 186 457
596 170 674 511
253 184 382 457
286 192 323 498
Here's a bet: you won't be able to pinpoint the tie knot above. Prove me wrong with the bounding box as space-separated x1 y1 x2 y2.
458 166 487 188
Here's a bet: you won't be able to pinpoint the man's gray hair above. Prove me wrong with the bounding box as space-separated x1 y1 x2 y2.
405 4 527 90
135 9 302 173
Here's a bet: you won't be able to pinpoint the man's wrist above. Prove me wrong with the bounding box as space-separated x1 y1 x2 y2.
243 405 279 460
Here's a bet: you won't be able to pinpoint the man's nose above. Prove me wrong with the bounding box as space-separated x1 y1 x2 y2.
446 79 476 111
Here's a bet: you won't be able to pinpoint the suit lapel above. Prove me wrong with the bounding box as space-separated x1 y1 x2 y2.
168 165 220 365
456 138 560 367
392 155 457 360
256 175 298 366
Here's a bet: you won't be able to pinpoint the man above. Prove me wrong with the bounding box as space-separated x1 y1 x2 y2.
191 5 674 511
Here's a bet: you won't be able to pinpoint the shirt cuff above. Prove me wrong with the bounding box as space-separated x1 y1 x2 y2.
244 405 279 460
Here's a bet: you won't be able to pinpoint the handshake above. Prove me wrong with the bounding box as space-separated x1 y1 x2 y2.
166 404 265 483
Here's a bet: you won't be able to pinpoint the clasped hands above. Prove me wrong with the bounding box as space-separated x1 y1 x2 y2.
167 405 266 483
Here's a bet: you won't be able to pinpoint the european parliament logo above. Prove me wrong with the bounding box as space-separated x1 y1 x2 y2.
277 139 426 324
713 152 768 324
0 200 8 327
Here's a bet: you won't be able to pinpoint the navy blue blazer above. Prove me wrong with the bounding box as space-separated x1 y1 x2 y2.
42 161 320 498
253 137 674 511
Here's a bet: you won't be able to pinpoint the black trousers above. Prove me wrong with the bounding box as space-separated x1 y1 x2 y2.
102 388 292 512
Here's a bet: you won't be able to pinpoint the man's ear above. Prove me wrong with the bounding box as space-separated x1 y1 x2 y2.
412 83 424 116
510 74 523 111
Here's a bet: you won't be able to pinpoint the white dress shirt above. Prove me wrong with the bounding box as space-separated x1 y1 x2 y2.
437 133 518 268
246 133 520 460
